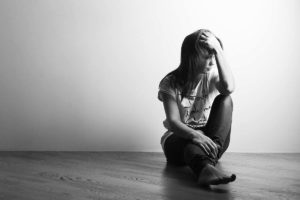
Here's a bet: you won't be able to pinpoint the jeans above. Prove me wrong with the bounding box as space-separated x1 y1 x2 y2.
163 94 233 176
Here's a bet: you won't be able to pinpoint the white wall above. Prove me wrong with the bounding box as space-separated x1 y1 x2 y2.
0 0 299 152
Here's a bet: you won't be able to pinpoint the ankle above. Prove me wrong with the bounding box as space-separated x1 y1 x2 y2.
198 163 213 175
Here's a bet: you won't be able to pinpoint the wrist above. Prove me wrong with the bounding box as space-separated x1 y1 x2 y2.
190 130 203 140
213 46 223 54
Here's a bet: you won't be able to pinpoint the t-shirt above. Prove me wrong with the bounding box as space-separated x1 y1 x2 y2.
158 67 220 150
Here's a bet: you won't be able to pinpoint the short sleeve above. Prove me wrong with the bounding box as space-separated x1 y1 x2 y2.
158 75 176 102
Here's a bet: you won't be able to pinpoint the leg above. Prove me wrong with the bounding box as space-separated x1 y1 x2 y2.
164 133 236 185
164 132 217 175
204 94 233 159
163 133 188 165
195 95 236 185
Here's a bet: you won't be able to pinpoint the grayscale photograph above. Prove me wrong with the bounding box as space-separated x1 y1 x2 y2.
0 0 299 199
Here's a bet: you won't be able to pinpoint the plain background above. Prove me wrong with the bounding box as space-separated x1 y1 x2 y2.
0 0 299 152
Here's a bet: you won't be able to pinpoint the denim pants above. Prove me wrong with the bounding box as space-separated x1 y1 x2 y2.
163 94 233 176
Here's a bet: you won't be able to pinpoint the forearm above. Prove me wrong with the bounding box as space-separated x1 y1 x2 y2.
168 120 202 140
214 47 235 93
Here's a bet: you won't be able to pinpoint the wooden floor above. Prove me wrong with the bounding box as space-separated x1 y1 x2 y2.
0 152 299 200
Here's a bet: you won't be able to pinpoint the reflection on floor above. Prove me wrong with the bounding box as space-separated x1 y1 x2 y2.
0 152 299 200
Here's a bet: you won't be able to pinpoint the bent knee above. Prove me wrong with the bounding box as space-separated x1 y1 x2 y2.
215 94 233 108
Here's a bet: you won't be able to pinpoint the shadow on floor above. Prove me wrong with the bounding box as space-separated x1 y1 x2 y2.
161 162 234 199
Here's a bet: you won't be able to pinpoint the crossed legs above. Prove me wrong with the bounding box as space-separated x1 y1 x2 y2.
163 94 236 185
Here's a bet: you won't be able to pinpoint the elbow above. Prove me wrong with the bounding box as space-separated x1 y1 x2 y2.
219 90 232 95
218 83 235 95
225 85 235 94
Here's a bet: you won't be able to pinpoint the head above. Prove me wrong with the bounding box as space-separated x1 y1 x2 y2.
180 29 223 76
166 29 223 97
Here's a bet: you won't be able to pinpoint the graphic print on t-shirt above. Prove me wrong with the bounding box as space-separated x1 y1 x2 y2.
158 69 219 129
180 93 211 127
181 77 211 126
158 68 220 149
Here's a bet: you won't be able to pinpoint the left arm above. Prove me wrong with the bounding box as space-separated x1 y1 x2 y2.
213 47 235 94
200 32 235 94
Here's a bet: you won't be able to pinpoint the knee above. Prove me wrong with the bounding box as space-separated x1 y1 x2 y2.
214 94 233 109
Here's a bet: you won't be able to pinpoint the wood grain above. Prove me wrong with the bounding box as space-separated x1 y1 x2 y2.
0 152 299 200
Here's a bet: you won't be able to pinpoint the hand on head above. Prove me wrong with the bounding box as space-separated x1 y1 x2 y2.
199 31 222 51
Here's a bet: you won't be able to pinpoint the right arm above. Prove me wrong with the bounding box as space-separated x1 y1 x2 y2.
160 93 218 157
161 93 199 140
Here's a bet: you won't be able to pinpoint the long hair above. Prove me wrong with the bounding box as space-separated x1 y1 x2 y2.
165 29 223 99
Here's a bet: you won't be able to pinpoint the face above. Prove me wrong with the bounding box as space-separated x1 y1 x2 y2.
197 53 215 73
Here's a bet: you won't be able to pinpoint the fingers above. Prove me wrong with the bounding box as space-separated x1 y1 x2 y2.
199 32 217 44
206 139 218 158
198 37 211 48
202 31 214 38
199 33 208 41
200 143 210 156
207 142 217 158
194 135 219 158
201 32 209 37
198 39 210 49
199 36 208 42
210 140 218 152
200 143 216 158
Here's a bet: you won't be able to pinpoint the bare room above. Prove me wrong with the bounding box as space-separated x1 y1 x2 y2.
0 0 299 199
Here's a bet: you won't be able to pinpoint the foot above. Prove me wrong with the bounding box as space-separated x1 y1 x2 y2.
197 164 236 185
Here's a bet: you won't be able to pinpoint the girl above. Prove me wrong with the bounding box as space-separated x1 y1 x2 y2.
158 29 236 185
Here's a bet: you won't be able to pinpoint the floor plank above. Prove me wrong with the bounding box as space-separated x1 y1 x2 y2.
0 152 299 200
